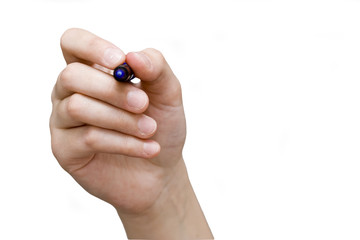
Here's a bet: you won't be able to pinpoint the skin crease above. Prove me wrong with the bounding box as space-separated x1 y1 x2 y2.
50 28 213 239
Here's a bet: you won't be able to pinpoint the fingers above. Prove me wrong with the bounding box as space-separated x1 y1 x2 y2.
126 49 183 107
59 28 183 108
60 28 125 69
54 93 157 139
51 126 161 164
52 29 184 163
53 62 149 114
50 62 159 161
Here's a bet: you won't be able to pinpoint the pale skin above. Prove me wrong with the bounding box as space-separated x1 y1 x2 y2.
49 28 213 239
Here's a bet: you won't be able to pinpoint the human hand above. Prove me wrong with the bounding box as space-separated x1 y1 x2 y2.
50 27 186 212
50 28 212 239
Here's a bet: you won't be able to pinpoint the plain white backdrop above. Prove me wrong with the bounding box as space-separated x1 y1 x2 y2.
0 0 360 239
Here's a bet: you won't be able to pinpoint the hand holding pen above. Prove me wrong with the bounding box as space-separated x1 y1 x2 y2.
50 28 213 239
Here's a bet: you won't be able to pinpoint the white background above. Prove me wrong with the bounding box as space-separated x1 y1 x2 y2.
0 0 360 239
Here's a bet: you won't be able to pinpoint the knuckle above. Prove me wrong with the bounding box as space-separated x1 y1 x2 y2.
50 130 67 169
59 62 80 91
66 93 84 120
83 126 99 148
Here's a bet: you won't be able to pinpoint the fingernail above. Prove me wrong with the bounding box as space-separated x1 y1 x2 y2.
134 52 152 69
138 116 157 136
104 48 123 67
127 91 147 110
143 141 160 156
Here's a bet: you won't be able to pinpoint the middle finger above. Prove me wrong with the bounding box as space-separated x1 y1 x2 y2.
54 93 157 139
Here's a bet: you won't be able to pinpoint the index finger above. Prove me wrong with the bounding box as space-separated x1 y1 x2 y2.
60 28 125 69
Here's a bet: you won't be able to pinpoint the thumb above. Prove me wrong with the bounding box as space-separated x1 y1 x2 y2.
126 49 183 107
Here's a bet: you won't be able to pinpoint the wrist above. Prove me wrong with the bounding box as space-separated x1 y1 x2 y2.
116 158 213 239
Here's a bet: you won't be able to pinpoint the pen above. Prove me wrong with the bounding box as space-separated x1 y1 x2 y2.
113 63 135 82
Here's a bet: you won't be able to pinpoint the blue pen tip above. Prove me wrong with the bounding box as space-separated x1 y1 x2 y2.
113 63 135 82
114 68 126 79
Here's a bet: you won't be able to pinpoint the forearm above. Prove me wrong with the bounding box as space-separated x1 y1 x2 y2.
117 159 213 240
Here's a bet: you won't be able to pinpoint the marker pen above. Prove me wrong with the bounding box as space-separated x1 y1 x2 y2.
113 63 135 82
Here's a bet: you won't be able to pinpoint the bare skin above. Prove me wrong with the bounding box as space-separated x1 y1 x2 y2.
50 28 213 239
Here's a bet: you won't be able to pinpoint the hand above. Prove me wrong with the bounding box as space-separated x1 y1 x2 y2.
50 28 212 239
